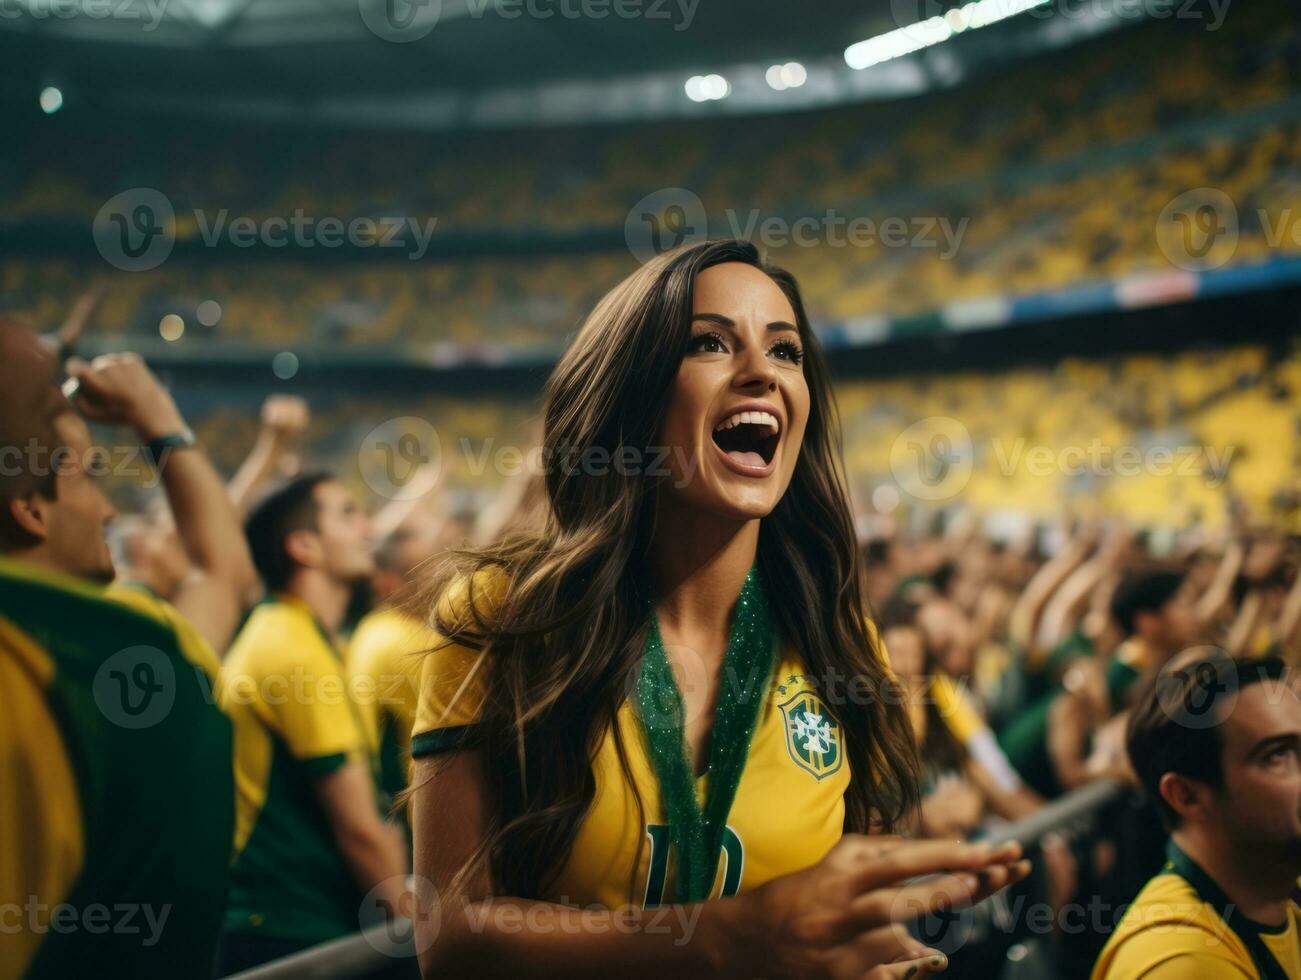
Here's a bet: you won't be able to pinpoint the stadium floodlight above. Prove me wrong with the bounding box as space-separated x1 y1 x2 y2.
685 74 731 102
159 314 185 342
40 86 63 114
845 0 1052 70
780 63 808 88
766 62 808 91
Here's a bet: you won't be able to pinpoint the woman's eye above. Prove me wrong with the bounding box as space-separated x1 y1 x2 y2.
771 339 804 364
688 331 727 354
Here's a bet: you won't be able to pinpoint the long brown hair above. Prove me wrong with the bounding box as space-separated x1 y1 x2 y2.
424 240 920 899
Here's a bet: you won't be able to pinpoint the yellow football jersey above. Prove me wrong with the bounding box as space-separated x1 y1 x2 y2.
1093 867 1301 980
347 606 434 800
219 595 380 944
412 570 855 908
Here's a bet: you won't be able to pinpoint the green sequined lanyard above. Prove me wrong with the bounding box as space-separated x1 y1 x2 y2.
634 566 777 903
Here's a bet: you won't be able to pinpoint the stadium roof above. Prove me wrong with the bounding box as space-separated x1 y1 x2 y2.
1 0 1125 127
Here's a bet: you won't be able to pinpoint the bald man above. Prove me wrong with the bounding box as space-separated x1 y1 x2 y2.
0 319 255 979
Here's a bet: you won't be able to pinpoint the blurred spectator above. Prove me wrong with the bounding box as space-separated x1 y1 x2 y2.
216 473 408 976
0 320 252 977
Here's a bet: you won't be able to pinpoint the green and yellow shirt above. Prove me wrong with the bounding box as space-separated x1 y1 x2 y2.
0 556 234 980
1093 843 1301 979
411 570 856 909
1105 638 1158 712
219 595 380 944
346 606 431 804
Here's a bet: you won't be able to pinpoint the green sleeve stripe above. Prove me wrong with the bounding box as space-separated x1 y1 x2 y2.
301 752 350 777
411 725 480 758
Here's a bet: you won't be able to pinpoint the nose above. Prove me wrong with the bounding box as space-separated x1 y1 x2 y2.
732 338 779 393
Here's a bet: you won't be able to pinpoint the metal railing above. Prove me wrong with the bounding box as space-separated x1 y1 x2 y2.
222 921 414 979
991 777 1127 847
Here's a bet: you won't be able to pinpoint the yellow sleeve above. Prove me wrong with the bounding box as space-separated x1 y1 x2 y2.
348 611 434 752
1140 959 1252 980
223 606 368 772
1095 927 1253 980
932 673 1025 793
932 674 985 744
411 570 506 758
0 619 84 977
272 637 367 771
105 583 222 683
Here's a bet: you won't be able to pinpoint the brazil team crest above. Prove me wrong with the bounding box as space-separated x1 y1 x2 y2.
778 689 842 780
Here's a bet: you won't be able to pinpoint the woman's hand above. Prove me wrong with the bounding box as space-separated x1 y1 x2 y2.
732 835 1030 979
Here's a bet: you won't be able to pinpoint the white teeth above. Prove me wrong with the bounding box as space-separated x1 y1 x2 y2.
714 410 780 433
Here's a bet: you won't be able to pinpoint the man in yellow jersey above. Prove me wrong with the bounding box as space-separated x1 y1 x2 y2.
1094 652 1301 979
350 492 463 806
217 473 410 974
0 320 257 979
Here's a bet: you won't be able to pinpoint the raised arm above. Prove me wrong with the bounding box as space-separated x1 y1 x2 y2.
44 281 105 358
227 395 311 516
1193 538 1244 628
1008 525 1093 665
67 352 258 651
1276 562 1301 661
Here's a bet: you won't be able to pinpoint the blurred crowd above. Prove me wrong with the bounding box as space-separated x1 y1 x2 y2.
3 288 1301 978
165 340 1297 537
4 0 1300 350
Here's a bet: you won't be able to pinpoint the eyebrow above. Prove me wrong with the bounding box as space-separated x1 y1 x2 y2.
1249 733 1300 759
692 312 798 333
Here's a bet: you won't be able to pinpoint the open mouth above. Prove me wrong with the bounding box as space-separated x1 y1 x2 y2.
712 410 780 470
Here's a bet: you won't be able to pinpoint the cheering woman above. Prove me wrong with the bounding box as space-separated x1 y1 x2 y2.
408 240 1029 978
